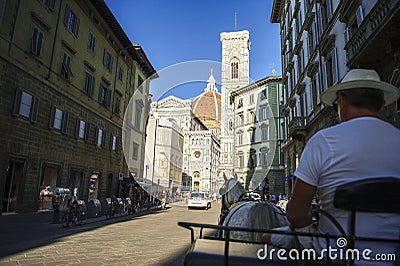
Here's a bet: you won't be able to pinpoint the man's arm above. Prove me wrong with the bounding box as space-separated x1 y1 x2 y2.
286 178 316 228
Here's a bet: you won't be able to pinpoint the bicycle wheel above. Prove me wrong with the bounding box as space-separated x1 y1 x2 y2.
77 207 87 225
80 208 87 224
61 212 70 228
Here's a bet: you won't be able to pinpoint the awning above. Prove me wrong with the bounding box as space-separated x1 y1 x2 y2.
90 174 98 182
283 174 295 183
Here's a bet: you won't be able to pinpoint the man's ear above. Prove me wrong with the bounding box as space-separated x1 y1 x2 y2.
378 101 385 113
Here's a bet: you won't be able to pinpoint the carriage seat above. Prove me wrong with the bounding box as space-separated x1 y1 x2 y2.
185 239 296 266
333 177 400 214
333 177 400 252
184 239 345 266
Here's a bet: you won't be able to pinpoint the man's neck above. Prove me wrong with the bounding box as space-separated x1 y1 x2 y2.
341 107 380 122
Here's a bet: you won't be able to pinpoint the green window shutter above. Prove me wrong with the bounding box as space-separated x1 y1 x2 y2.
12 88 22 116
84 122 90 142
74 118 80 139
101 131 106 148
48 105 55 129
73 16 80 36
61 112 69 134
94 127 99 145
30 96 40 123
106 90 112 108
48 0 56 11
64 4 70 26
89 76 95 97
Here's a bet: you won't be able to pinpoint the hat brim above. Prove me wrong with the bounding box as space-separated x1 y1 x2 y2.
321 80 400 106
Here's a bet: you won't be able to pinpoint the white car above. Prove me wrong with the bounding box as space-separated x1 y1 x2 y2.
187 191 211 210
248 192 261 200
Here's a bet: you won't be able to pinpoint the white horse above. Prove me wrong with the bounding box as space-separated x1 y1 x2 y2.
276 199 289 211
218 174 289 242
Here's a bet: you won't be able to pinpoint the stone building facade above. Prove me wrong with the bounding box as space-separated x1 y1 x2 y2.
146 84 221 195
144 96 190 193
231 77 285 196
271 0 400 195
0 0 155 213
190 73 222 193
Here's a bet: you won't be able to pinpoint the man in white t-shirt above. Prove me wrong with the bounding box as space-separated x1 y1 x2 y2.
262 69 400 264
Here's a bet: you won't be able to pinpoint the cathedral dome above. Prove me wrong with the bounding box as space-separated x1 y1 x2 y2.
192 70 221 129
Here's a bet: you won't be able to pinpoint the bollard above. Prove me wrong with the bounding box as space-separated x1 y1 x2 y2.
52 187 71 223
52 196 61 223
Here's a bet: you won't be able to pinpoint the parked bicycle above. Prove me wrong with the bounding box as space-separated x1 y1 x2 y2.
61 200 87 228
132 198 146 213
126 197 133 215
120 197 131 216
107 196 118 219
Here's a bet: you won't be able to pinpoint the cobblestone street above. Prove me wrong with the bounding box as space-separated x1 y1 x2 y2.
0 202 221 265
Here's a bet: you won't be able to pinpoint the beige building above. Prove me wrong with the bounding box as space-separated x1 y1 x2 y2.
271 0 400 195
0 0 155 213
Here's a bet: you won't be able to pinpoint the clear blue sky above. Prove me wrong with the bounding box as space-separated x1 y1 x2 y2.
104 1 281 100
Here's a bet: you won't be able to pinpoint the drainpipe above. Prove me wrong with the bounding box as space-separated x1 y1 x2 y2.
46 0 63 80
151 112 158 191
111 47 122 118
7 0 20 55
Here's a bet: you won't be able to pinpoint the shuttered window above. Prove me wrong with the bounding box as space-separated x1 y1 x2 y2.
49 106 68 133
88 32 96 52
41 0 56 10
64 4 80 37
30 26 44 57
103 49 114 72
83 71 95 97
110 135 118 152
98 84 112 108
61 52 73 79
12 89 40 123
75 119 90 141
114 92 122 114
95 128 106 147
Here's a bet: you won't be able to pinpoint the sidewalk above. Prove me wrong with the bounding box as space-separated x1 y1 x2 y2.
0 205 166 227
0 207 165 258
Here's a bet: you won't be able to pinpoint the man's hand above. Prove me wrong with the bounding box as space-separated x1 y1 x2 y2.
286 178 316 228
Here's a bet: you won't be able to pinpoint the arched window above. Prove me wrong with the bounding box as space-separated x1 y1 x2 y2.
231 61 239 79
229 119 233 132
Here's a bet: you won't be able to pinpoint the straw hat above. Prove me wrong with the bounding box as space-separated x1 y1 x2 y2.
321 69 400 106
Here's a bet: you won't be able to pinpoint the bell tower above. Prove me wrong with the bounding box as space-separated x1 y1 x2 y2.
219 30 250 179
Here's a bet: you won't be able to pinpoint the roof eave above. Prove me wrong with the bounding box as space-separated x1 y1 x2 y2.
270 0 284 23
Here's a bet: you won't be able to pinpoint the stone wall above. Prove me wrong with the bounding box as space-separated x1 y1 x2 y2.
0 57 123 212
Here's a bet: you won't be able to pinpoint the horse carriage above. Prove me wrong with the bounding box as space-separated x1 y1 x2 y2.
178 175 400 265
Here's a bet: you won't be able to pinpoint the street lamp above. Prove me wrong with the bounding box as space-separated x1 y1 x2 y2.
209 162 212 195
151 112 159 191
145 165 149 184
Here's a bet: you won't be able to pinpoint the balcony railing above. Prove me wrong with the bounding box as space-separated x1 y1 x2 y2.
346 0 397 65
288 116 306 140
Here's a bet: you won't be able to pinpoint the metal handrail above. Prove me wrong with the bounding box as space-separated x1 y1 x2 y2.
178 221 400 246
178 221 400 265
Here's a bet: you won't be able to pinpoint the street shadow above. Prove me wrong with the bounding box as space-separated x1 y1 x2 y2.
0 209 166 258
160 226 218 266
